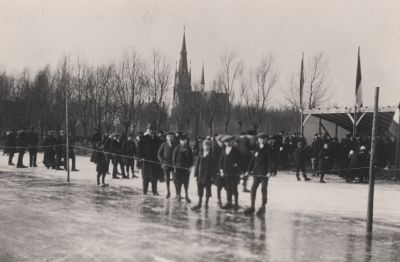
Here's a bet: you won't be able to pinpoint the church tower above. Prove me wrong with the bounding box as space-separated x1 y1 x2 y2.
173 28 192 107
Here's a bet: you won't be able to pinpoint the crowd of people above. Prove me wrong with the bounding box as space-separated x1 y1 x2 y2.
2 123 398 216
3 127 78 171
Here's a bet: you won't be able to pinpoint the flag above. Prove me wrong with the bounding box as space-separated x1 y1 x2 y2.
299 53 304 109
355 47 363 107
389 104 400 137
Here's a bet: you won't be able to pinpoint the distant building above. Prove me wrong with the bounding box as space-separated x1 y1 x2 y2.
172 30 226 136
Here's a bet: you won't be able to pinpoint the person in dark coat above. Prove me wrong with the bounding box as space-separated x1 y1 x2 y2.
269 136 280 176
138 124 162 195
318 143 331 183
347 150 357 182
103 134 112 173
90 127 102 163
26 126 39 167
212 134 225 207
310 135 322 177
219 135 241 210
172 134 194 203
237 133 253 192
16 128 27 168
158 132 176 199
292 141 311 181
192 139 217 210
43 131 56 169
55 130 66 170
110 133 126 179
244 132 271 216
5 130 17 166
66 135 78 171
123 134 137 179
357 146 370 183
95 142 108 186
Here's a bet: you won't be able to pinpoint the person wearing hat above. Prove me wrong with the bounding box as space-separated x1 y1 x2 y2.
123 134 137 179
90 127 103 164
43 130 56 169
26 126 39 167
172 134 194 203
219 134 241 210
110 132 127 179
95 141 108 187
318 143 331 183
357 145 370 183
16 128 28 168
54 130 66 170
268 135 280 177
237 132 253 193
192 139 218 210
158 131 177 198
138 123 162 195
292 141 311 181
212 134 226 207
5 129 17 166
244 132 271 215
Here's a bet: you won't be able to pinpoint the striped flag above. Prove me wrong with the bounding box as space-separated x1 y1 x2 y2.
299 53 304 109
355 47 363 107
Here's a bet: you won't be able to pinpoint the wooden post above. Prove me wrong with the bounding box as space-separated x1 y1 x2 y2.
65 89 70 183
300 107 304 137
396 104 400 173
367 86 379 233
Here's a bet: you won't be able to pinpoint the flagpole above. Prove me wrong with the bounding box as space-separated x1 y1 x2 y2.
65 87 70 183
300 52 304 138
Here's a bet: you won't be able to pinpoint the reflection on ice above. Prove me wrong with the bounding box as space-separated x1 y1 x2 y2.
0 171 399 262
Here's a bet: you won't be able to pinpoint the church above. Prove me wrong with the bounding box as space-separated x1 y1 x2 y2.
171 30 227 136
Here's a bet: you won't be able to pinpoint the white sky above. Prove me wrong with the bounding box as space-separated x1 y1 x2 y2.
0 0 399 107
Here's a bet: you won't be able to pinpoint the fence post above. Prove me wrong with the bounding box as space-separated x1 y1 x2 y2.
367 86 379 233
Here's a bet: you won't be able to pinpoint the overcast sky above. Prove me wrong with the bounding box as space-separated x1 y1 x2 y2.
0 0 399 107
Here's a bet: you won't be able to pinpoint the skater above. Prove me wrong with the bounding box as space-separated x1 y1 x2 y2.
244 132 271 216
95 142 108 187
16 128 27 168
293 141 311 181
269 136 280 176
192 139 217 210
43 131 56 169
110 133 126 179
310 134 322 177
357 146 370 183
237 132 253 193
5 130 17 166
158 132 176 199
123 134 137 179
90 127 102 163
318 143 331 183
219 135 241 210
172 134 194 203
138 124 162 195
212 134 225 207
67 136 78 171
26 126 39 167
55 130 66 170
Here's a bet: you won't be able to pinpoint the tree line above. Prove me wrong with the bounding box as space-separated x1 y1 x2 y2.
0 49 331 140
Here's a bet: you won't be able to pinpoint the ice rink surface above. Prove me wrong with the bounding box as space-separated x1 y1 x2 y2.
0 154 400 262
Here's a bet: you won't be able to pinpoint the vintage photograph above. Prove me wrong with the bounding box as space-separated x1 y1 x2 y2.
0 1 399 261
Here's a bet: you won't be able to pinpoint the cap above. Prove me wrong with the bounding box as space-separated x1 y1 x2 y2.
147 123 156 130
360 146 366 151
256 132 268 139
221 135 235 142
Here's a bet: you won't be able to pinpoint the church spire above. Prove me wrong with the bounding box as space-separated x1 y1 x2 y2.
200 63 205 86
181 26 187 55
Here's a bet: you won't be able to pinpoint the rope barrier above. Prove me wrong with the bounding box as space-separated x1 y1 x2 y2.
0 144 67 149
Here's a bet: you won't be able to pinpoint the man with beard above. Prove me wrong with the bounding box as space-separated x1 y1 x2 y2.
244 132 271 216
138 124 162 195
43 131 56 169
5 130 17 166
172 134 194 203
16 128 27 168
26 126 39 167
158 132 176 199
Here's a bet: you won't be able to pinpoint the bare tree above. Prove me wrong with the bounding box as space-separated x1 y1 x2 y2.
285 52 331 109
203 79 224 135
145 49 171 130
217 50 243 133
241 54 278 132
113 51 146 134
